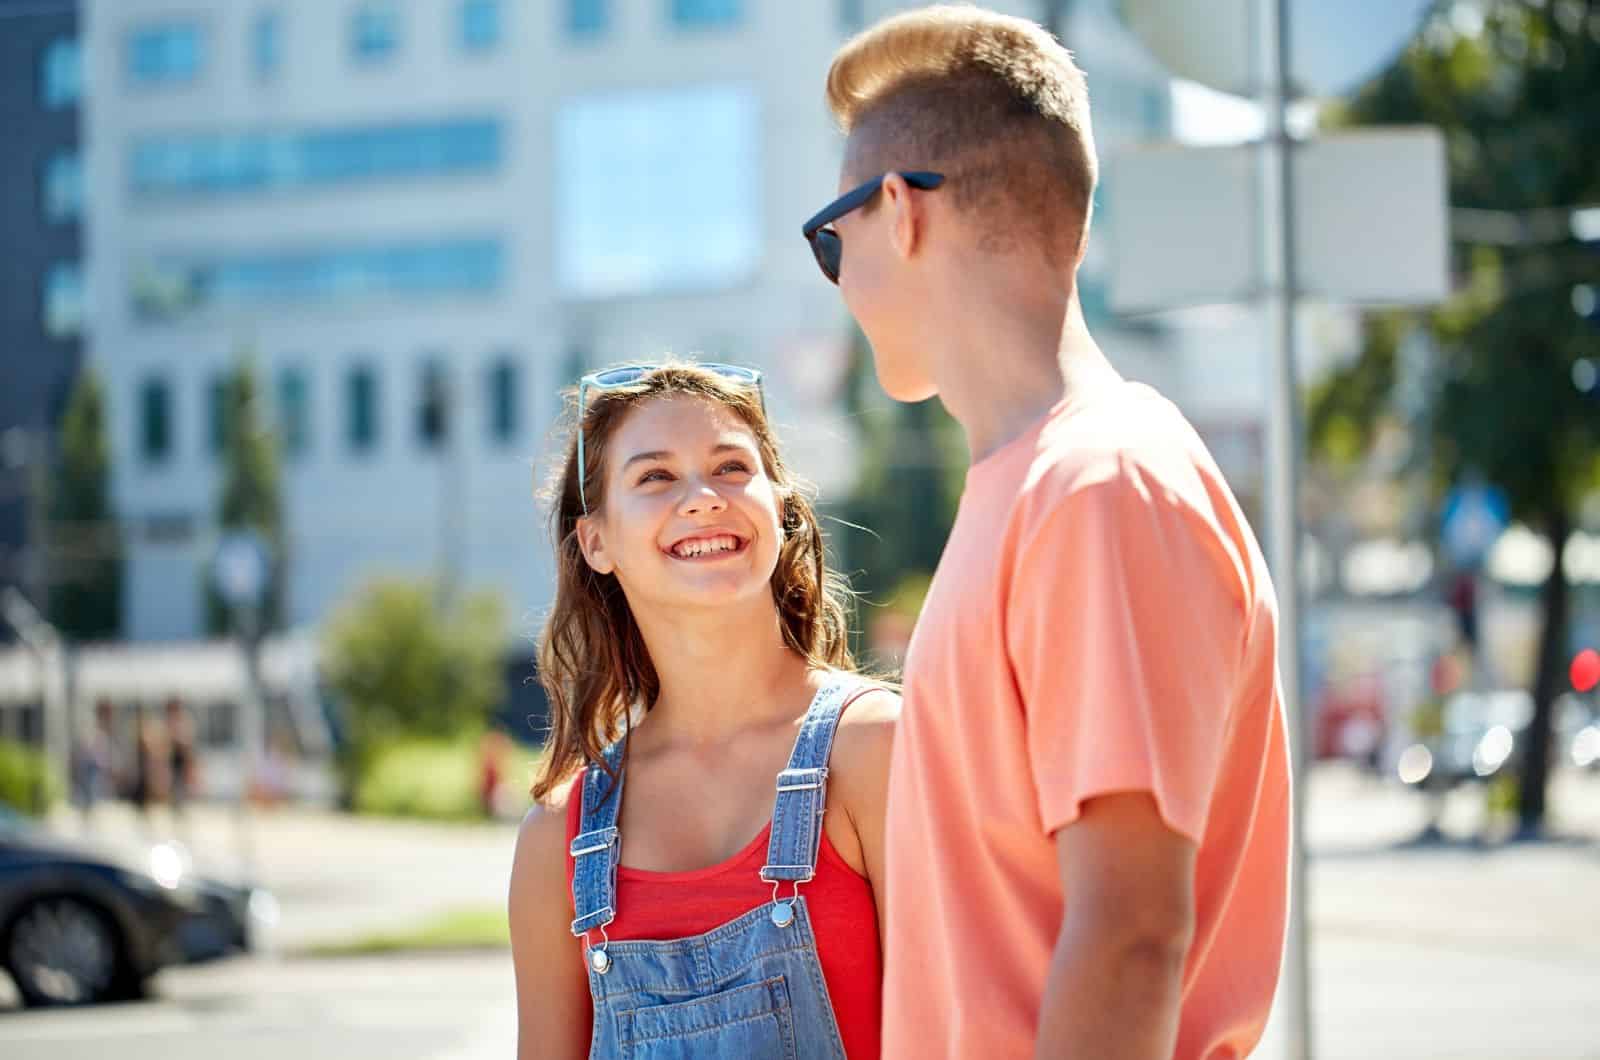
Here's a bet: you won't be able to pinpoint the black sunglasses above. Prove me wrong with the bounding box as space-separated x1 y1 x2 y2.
801 171 946 284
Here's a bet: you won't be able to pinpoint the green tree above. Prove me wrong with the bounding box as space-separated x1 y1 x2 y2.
321 578 507 792
837 332 966 651
47 367 122 641
1313 0 1600 835
207 355 286 634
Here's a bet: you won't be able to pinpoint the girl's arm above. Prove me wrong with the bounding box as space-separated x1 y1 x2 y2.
509 800 592 1060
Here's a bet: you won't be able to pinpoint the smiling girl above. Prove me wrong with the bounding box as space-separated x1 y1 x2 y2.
509 363 897 1060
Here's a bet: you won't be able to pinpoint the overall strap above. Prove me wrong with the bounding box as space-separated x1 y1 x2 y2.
760 676 866 884
569 739 627 939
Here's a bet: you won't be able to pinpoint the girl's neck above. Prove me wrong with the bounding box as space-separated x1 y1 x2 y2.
633 598 818 747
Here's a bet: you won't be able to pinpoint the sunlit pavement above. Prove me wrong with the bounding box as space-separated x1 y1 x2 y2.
5 767 1598 1058
0 952 514 1060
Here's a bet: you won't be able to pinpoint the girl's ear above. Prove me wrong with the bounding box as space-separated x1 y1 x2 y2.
576 514 615 575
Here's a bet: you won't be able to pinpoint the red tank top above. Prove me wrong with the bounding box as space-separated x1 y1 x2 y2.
564 771 883 1059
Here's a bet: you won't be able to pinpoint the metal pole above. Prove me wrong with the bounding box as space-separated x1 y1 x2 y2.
1257 0 1313 1055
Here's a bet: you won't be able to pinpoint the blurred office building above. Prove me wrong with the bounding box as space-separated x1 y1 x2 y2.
82 0 1192 642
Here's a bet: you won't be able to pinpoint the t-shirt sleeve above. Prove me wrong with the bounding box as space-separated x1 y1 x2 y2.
1006 455 1248 843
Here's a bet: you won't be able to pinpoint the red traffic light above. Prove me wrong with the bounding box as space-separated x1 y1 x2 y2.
1572 649 1600 694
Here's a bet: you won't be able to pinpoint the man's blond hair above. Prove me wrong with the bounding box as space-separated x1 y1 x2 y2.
826 4 1097 262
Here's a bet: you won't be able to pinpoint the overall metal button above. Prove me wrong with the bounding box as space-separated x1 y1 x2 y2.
771 902 795 928
590 948 612 974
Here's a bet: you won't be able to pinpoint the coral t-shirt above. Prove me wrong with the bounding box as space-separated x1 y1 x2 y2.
881 382 1292 1059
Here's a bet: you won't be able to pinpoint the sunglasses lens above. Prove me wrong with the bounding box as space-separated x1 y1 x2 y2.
703 364 759 385
811 230 841 284
592 366 649 387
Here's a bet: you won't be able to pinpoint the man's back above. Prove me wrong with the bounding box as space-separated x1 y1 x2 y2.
882 381 1291 1059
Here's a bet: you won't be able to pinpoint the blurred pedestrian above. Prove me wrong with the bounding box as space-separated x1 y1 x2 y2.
129 705 170 830
70 698 120 821
164 695 199 818
509 364 898 1060
808 8 1292 1058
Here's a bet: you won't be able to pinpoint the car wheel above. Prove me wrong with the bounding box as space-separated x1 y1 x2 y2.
4 896 128 1007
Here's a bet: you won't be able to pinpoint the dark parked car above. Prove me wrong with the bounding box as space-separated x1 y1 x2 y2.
0 808 272 1006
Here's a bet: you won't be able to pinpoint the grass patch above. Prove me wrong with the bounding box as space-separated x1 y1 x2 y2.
301 905 510 958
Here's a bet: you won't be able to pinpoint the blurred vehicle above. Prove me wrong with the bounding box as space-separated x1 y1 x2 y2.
1556 694 1600 771
0 807 272 1007
1394 689 1532 791
1315 672 1387 768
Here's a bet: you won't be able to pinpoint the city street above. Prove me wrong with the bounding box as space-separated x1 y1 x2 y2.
2 766 1597 1059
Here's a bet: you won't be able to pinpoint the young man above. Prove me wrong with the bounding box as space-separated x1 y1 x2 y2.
805 7 1292 1058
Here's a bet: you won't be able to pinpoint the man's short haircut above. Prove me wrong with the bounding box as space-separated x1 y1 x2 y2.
826 4 1098 263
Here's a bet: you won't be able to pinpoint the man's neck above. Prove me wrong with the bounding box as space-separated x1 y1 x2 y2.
929 278 1120 464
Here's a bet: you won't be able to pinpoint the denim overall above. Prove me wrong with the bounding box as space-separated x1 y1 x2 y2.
569 678 861 1059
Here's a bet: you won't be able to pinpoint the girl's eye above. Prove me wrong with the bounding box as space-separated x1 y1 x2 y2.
637 469 673 485
717 460 752 475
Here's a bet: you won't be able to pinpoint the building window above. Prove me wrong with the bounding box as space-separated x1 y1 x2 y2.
140 377 173 464
568 0 607 38
127 22 203 87
351 1 401 63
43 152 83 222
671 0 741 29
207 376 230 455
460 0 501 52
346 365 379 454
132 237 505 322
277 367 311 458
41 38 82 108
131 118 503 199
417 361 450 450
253 11 283 80
44 263 84 339
487 357 518 444
556 86 760 298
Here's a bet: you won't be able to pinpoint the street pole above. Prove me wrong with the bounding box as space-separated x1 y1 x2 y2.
1257 0 1313 1056
233 602 264 879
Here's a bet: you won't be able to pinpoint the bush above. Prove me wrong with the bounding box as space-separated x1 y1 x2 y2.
352 735 485 821
321 578 506 800
0 741 63 815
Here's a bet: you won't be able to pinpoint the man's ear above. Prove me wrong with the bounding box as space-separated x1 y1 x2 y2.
882 172 924 264
576 515 615 576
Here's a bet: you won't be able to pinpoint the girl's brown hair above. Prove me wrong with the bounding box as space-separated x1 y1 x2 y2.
531 363 856 802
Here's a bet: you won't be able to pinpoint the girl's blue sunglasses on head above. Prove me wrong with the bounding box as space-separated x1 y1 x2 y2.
575 362 766 515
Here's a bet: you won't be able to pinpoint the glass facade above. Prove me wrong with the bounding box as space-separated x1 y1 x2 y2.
556 85 760 298
351 2 401 62
671 0 741 28
44 263 84 339
460 0 502 51
132 238 503 322
130 118 503 199
44 152 82 222
207 376 229 455
568 0 608 38
127 23 203 86
41 38 81 108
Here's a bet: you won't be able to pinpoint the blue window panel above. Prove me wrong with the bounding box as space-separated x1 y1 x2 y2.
44 152 83 222
487 358 518 443
132 239 505 321
351 2 401 62
460 0 501 51
557 86 761 297
140 377 173 464
346 367 379 452
41 38 81 108
253 12 283 79
127 23 203 86
568 0 607 37
276 367 311 458
45 263 84 339
671 0 741 29
130 118 502 199
208 376 230 455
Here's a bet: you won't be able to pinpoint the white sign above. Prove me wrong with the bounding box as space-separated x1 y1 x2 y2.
214 531 268 610
1108 127 1449 314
